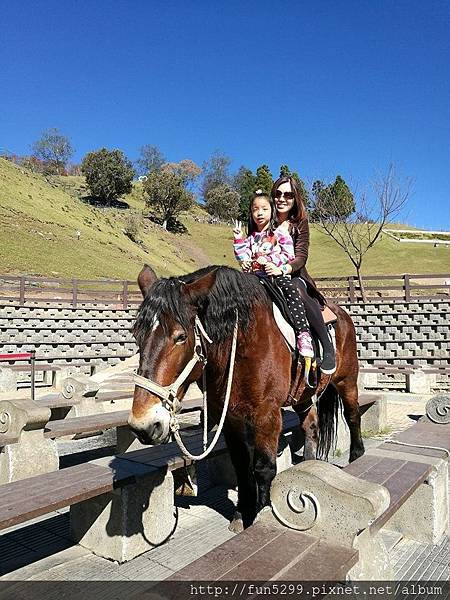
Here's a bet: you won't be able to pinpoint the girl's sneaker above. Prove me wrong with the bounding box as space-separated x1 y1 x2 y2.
297 331 314 358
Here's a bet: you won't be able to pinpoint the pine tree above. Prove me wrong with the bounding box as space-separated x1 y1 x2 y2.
81 148 134 204
234 166 256 220
330 175 355 218
255 164 273 195
310 176 355 221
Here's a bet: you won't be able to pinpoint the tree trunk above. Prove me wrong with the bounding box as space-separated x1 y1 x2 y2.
162 219 167 230
356 267 367 303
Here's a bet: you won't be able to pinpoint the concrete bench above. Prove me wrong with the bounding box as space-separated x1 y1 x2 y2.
0 410 300 563
0 356 133 393
246 418 449 580
0 430 222 562
0 389 204 480
359 365 450 393
170 520 359 581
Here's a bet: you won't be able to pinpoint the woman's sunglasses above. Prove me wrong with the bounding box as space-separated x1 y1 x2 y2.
275 190 295 200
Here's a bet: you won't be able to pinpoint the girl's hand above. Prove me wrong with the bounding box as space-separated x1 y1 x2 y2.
264 263 283 276
241 260 252 272
232 220 243 238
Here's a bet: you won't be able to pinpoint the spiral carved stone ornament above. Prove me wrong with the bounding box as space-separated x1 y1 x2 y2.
269 461 390 547
0 409 11 434
271 486 319 531
426 394 450 424
62 381 76 400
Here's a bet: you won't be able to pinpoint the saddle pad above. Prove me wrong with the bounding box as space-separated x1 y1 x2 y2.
273 303 337 355
322 305 338 324
273 303 296 349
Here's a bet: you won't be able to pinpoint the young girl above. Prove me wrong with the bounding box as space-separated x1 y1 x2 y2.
233 192 314 358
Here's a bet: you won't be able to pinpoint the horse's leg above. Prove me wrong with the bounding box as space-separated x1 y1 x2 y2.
294 405 319 461
330 303 365 463
335 376 365 462
223 422 256 532
252 406 281 513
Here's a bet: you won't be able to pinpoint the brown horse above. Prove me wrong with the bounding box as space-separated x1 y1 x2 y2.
128 264 364 530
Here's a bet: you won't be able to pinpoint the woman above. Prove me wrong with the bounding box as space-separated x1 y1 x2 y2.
264 175 336 374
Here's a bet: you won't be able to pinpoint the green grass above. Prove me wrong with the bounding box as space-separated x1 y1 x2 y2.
361 427 392 439
1 157 449 280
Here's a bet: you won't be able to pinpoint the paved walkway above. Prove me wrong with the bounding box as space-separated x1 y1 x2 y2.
0 393 448 583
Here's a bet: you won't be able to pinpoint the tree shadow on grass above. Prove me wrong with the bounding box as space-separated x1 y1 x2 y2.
80 195 130 209
144 214 188 234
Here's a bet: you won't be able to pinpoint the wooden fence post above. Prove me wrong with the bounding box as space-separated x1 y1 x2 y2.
122 280 129 309
404 274 411 302
19 276 25 305
72 279 78 308
348 276 355 303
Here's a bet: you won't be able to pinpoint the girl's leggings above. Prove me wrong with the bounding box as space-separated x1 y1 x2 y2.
276 276 310 335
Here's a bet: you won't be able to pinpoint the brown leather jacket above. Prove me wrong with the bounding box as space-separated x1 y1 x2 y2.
289 218 326 305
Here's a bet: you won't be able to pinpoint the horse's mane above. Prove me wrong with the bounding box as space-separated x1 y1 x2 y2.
133 265 270 344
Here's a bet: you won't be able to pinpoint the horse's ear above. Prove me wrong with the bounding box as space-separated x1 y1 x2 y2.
137 264 158 298
183 270 218 306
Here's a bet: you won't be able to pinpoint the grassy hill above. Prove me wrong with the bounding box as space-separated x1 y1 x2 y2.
0 158 448 282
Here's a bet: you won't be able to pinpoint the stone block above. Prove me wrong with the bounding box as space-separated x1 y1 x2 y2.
358 372 378 389
406 370 432 394
367 447 449 544
270 461 389 547
268 461 392 579
335 412 350 454
65 397 106 419
0 367 18 393
361 394 387 433
58 373 100 399
0 398 58 483
70 470 175 563
348 528 393 581
0 429 58 483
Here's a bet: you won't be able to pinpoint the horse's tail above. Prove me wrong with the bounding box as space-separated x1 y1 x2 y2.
317 383 340 460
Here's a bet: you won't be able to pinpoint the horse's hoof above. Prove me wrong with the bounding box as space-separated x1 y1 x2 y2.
349 446 365 463
229 512 244 533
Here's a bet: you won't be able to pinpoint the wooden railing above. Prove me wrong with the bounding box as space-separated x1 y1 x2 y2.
0 273 449 307
0 275 142 308
315 273 450 303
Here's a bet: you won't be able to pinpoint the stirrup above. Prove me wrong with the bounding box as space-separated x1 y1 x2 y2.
303 357 316 388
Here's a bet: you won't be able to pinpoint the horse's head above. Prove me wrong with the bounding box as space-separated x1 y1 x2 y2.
128 264 217 445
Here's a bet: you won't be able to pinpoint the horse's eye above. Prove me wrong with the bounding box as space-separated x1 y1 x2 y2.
174 332 188 345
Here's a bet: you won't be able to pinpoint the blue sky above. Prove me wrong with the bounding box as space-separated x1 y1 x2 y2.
1 0 449 229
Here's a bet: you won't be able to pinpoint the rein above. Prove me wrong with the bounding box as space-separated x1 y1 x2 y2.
134 311 239 461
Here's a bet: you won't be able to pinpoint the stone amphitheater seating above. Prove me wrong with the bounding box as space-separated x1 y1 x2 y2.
1 299 449 393
0 304 138 389
350 300 449 391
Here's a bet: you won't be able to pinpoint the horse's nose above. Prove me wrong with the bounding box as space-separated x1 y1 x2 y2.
128 420 164 445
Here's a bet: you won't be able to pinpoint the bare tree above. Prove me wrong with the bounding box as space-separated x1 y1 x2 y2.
312 165 410 301
31 128 74 175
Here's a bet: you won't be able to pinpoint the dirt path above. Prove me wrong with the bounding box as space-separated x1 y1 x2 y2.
171 233 211 268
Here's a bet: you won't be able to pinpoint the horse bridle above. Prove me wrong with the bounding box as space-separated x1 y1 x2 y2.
133 315 212 415
133 311 239 461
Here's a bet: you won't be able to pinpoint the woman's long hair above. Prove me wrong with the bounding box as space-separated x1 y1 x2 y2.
271 176 307 226
247 192 277 236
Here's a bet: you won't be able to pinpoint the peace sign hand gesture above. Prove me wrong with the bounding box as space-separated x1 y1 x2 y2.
232 220 243 239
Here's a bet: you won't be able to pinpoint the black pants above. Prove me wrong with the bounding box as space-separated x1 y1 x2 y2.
276 276 310 336
291 277 335 358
